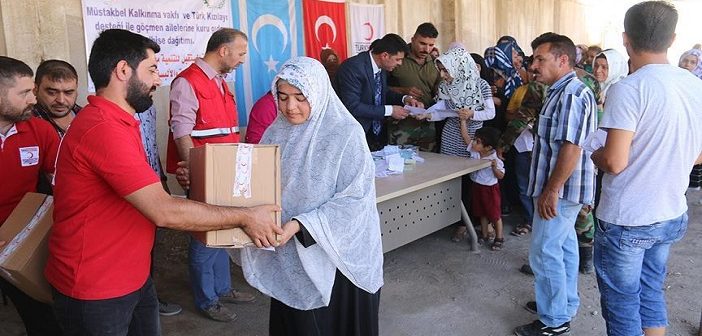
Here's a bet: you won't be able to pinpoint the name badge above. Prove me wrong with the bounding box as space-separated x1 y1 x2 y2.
19 146 39 167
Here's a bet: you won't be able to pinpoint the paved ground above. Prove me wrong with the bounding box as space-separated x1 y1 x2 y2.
3 193 702 336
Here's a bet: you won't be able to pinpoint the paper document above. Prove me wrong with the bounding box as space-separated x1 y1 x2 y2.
404 105 427 116
386 154 405 173
583 129 607 153
514 128 534 153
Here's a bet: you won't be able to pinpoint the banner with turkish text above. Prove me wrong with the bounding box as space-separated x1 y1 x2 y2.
81 0 232 91
348 3 384 56
302 0 347 61
232 0 304 125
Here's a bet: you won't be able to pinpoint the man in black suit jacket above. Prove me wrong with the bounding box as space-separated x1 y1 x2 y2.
335 33 423 151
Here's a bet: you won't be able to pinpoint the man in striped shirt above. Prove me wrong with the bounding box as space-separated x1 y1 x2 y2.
514 32 597 336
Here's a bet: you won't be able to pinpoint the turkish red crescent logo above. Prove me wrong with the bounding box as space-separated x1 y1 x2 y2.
363 22 374 41
314 15 338 44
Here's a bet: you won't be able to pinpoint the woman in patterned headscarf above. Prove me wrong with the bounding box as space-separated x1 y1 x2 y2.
241 57 383 336
679 48 702 80
484 40 524 100
678 49 702 192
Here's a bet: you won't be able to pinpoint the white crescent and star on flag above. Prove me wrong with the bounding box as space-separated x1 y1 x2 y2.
314 15 337 49
251 14 289 73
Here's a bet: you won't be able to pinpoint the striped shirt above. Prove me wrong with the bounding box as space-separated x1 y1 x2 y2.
440 79 494 157
527 71 597 205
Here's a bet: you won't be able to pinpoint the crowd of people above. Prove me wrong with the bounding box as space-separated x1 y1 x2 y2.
1 1 701 336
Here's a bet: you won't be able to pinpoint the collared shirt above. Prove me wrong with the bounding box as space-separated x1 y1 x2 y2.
170 58 228 139
32 104 82 137
527 71 597 205
134 105 164 178
0 118 59 224
368 52 395 117
46 95 160 300
388 52 441 107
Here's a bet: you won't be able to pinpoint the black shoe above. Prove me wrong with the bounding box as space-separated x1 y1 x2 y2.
514 320 570 336
158 299 182 316
520 264 534 276
525 301 537 314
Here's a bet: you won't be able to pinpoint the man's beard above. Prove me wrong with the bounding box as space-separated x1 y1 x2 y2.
126 76 156 113
0 103 33 123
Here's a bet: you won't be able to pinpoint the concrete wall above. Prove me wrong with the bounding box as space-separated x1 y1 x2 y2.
0 0 600 191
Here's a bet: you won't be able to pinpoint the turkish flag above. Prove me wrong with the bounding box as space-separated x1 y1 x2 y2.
302 0 348 61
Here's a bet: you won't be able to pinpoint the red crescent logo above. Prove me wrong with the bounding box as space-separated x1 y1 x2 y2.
363 22 374 41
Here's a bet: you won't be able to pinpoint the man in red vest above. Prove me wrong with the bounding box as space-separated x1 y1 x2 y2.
167 28 252 322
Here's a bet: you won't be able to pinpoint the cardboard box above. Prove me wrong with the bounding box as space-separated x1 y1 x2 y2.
0 193 53 303
189 144 281 248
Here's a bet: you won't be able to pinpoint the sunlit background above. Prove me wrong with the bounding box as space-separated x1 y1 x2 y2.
581 0 701 63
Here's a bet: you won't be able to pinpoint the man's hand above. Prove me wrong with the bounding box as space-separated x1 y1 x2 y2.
0 240 5 249
458 108 474 121
277 220 302 246
537 189 559 220
413 113 431 121
175 161 190 191
403 96 424 108
390 106 409 120
240 204 284 248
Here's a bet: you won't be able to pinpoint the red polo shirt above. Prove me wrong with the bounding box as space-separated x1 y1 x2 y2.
0 117 59 224
45 96 160 300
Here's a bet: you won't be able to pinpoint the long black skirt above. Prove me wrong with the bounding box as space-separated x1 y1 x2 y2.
269 270 381 336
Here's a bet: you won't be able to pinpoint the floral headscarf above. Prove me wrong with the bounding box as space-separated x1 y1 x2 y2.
436 47 485 111
679 49 702 79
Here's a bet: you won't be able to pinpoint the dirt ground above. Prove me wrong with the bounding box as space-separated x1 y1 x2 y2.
2 193 702 336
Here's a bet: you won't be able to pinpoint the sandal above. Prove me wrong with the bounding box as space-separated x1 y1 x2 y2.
478 236 490 246
451 226 468 242
510 223 532 237
491 238 504 251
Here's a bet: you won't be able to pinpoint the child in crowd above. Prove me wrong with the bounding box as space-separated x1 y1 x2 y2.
467 127 506 250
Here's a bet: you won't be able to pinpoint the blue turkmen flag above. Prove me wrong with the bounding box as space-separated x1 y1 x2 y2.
232 0 304 126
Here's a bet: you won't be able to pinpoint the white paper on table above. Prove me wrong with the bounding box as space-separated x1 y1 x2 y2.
382 145 400 156
386 153 405 173
514 128 534 153
583 129 607 153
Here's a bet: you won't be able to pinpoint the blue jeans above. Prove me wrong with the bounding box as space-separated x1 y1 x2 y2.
514 151 534 223
189 237 232 310
594 213 688 336
529 197 581 327
53 277 160 336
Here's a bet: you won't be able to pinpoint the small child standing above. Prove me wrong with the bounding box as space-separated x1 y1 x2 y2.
467 127 506 250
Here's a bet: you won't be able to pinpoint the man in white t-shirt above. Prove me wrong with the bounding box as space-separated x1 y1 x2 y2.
591 2 702 335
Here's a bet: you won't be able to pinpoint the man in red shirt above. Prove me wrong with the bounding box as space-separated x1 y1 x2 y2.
44 29 283 335
167 28 254 322
0 56 62 335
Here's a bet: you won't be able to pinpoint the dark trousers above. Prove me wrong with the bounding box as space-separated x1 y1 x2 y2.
269 270 380 336
365 127 388 152
52 277 160 336
0 277 62 335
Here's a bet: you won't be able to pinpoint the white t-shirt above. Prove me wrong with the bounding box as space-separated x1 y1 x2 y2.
468 145 504 186
597 64 702 226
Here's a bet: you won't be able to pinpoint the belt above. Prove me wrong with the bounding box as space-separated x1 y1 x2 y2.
190 126 240 138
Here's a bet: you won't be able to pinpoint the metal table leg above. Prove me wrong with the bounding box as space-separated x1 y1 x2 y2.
461 203 479 252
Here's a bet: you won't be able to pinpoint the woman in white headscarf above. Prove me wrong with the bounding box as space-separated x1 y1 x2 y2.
241 57 383 336
593 49 629 120
429 47 495 158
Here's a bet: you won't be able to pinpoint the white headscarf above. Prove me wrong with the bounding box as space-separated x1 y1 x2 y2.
679 48 702 80
596 49 628 101
241 57 384 310
436 47 485 111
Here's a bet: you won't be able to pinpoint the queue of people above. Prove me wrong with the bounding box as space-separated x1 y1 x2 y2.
1 1 702 335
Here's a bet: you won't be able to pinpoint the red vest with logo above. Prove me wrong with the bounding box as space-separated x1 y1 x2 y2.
166 63 239 173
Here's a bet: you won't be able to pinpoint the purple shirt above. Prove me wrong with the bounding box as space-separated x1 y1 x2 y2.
169 58 228 139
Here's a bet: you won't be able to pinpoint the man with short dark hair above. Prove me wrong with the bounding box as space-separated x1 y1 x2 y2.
387 22 442 152
44 29 282 334
336 33 422 151
32 59 81 137
592 2 702 335
167 27 255 322
514 32 597 336
0 56 62 336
